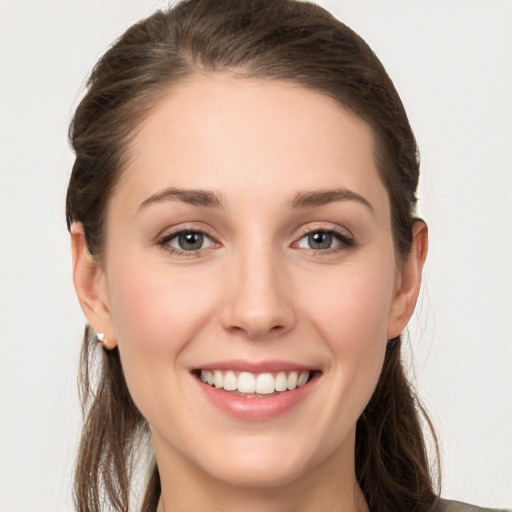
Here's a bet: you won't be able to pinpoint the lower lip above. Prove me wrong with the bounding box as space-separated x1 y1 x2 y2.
195 373 319 421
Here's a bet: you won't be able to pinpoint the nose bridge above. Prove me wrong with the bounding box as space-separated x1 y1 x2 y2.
221 235 295 339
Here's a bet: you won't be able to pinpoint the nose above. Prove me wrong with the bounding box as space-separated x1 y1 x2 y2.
220 246 296 340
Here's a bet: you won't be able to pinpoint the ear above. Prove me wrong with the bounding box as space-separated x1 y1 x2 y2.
386 220 428 339
70 222 117 349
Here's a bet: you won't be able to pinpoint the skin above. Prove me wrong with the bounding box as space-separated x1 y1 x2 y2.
71 74 428 512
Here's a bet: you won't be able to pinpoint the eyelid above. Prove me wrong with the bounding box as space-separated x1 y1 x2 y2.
157 225 220 257
292 224 355 251
294 222 353 240
155 222 218 242
154 222 354 257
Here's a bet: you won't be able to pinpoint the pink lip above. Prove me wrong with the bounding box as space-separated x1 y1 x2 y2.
194 359 315 373
192 361 320 421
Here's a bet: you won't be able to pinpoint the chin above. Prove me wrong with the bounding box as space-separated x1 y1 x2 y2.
189 432 338 490
204 457 311 489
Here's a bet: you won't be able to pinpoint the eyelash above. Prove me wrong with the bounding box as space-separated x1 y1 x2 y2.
158 228 217 257
157 227 354 257
294 227 354 253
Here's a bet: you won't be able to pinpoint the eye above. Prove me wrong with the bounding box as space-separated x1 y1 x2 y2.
160 230 215 253
296 230 353 251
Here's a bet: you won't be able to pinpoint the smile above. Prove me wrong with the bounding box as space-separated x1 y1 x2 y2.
192 361 320 420
199 369 311 396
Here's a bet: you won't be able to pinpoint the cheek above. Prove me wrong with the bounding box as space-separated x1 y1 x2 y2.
106 260 218 407
305 262 395 349
109 260 215 345
300 259 395 405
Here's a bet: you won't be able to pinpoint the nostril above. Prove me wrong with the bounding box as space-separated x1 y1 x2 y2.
224 322 288 340
219 276 297 339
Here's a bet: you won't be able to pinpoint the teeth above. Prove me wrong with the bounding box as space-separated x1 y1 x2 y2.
275 371 288 392
199 369 311 394
255 373 274 394
214 370 223 389
223 370 237 391
297 371 309 387
287 371 298 390
238 372 256 393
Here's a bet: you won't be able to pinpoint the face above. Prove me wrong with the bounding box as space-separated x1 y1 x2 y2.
90 75 414 490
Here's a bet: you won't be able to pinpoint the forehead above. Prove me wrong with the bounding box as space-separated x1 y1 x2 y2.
116 74 387 214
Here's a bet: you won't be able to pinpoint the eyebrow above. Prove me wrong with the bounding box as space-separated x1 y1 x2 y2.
137 186 374 215
137 187 226 212
289 187 374 214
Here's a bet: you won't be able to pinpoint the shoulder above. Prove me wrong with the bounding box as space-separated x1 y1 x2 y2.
439 498 511 512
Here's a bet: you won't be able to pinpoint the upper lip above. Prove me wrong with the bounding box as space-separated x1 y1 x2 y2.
193 359 318 373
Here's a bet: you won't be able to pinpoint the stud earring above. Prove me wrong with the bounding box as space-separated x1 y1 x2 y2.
96 331 115 350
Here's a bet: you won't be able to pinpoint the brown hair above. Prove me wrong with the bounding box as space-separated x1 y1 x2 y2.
66 1 440 510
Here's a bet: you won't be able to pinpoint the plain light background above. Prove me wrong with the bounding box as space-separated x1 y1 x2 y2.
1 0 510 510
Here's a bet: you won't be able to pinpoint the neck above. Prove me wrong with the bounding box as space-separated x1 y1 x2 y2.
154 431 368 512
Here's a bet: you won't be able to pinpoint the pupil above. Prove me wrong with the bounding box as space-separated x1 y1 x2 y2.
178 232 203 250
309 232 332 250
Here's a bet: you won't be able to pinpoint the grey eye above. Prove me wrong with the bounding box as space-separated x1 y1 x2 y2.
168 231 212 251
296 230 348 250
307 232 334 250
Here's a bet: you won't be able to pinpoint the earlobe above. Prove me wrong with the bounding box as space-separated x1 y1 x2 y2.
70 223 117 349
386 220 428 340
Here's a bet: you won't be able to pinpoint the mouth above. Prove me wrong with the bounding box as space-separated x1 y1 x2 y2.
192 368 319 398
191 360 321 420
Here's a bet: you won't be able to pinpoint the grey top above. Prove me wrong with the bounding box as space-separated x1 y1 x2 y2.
440 499 511 512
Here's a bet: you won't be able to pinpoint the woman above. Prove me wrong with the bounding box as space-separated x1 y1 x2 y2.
66 1 507 511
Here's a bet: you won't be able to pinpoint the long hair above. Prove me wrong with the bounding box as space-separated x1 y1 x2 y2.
66 1 440 510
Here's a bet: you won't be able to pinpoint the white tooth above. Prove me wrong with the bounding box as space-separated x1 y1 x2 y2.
297 371 310 387
206 371 214 386
238 372 256 393
223 370 237 391
200 370 207 383
287 371 298 390
214 370 223 388
256 373 275 394
275 371 288 392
